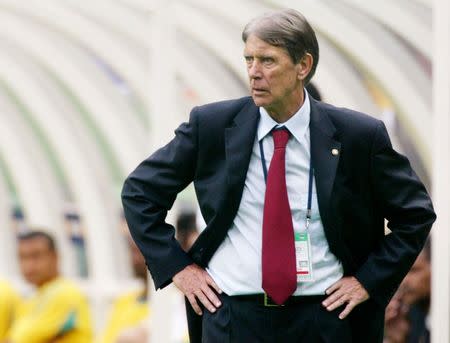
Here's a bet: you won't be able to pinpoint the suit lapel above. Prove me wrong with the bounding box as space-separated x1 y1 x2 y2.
309 97 341 234
223 96 341 229
224 99 260 207
193 99 259 265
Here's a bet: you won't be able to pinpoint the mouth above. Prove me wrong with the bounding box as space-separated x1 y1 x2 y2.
252 88 268 94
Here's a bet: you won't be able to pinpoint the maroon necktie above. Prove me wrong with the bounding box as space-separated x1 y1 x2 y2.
262 128 297 305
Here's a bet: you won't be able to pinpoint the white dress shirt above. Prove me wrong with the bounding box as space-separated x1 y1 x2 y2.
207 92 343 295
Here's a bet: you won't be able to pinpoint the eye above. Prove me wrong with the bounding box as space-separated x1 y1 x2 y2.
262 57 275 65
244 56 253 64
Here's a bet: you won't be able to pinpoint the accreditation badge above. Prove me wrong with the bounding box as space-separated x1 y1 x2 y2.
295 232 314 282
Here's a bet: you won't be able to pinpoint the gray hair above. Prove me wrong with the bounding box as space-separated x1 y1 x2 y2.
242 9 319 84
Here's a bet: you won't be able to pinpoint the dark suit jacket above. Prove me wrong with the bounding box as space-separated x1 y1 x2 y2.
121 95 436 342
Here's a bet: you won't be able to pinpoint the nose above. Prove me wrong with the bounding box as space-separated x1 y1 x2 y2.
21 260 35 276
248 60 262 79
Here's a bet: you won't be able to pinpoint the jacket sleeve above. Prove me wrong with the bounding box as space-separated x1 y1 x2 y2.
354 121 436 307
121 108 199 290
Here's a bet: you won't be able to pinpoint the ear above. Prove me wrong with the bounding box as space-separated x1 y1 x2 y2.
296 53 314 81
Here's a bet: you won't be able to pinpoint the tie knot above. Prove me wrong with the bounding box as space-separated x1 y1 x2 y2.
272 128 290 149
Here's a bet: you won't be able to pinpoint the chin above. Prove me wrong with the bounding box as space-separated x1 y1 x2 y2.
251 95 270 107
25 277 37 285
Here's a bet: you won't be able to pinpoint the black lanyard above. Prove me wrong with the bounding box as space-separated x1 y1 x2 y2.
259 136 314 229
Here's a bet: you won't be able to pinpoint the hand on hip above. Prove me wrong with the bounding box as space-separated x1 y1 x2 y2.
172 263 223 315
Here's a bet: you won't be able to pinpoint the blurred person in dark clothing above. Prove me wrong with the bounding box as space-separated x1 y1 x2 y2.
305 82 322 101
401 241 431 311
384 292 411 343
176 211 199 252
384 240 431 343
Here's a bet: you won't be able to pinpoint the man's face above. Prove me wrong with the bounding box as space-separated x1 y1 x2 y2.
18 237 58 287
243 35 304 114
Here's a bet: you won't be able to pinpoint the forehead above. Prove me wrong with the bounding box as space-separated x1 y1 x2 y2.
18 237 51 252
243 35 289 57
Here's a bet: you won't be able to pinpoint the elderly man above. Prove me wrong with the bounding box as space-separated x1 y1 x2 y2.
122 9 435 342
4 231 92 343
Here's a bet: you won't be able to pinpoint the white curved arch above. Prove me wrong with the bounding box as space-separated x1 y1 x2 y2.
271 0 431 166
0 43 122 283
177 34 247 105
0 10 144 173
175 2 249 84
0 83 60 230
341 0 431 59
0 0 147 106
63 0 149 49
0 166 18 278
0 86 80 277
179 1 380 117
323 1 430 101
314 37 380 115
412 0 431 7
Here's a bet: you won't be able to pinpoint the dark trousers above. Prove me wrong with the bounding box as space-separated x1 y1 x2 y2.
198 293 352 343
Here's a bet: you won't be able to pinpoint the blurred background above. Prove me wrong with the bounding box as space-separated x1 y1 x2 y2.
0 0 448 342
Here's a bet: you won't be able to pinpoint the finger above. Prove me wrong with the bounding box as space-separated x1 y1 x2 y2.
195 290 217 313
322 289 344 307
206 274 223 294
325 278 343 295
326 297 347 312
187 294 203 316
339 301 356 319
202 284 222 307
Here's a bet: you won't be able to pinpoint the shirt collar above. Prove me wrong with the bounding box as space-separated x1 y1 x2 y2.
257 89 311 143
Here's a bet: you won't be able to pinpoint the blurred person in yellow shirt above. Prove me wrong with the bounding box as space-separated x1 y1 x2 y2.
0 280 20 340
97 235 149 343
98 212 198 343
3 230 92 343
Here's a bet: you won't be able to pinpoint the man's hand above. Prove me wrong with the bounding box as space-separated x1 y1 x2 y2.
172 264 223 316
385 291 407 322
322 276 369 319
383 292 410 343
